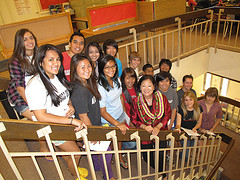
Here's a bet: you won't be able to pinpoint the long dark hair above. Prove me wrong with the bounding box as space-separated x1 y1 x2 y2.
120 67 137 104
10 28 38 74
98 54 120 91
85 41 103 62
137 75 156 94
35 44 71 106
70 54 101 100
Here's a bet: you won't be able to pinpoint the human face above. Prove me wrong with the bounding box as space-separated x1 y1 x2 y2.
106 46 117 57
88 46 100 62
144 67 154 76
206 95 216 104
69 36 84 56
183 78 193 91
160 63 170 72
130 58 141 70
124 73 136 89
23 32 35 53
76 59 92 82
140 79 154 99
158 78 170 92
184 96 194 109
103 60 116 79
41 50 61 79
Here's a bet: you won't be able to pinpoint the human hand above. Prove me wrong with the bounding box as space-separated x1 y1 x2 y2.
116 123 129 134
167 124 172 130
192 128 197 133
209 128 214 132
144 125 153 134
72 119 87 131
174 128 181 133
152 127 160 136
201 129 206 133
65 104 75 117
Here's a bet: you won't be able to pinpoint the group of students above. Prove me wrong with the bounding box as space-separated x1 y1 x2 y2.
7 28 223 180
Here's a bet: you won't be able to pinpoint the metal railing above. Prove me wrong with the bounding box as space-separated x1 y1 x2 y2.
0 119 234 180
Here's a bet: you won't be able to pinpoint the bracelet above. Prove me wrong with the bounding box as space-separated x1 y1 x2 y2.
69 117 73 125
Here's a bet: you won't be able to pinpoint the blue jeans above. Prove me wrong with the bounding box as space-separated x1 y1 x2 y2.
180 139 194 162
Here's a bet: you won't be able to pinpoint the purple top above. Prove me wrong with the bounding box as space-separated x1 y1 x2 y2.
198 99 223 130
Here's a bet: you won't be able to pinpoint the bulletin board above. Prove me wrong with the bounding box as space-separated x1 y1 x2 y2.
0 13 73 58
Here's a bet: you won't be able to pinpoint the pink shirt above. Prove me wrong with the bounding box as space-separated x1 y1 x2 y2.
198 99 223 130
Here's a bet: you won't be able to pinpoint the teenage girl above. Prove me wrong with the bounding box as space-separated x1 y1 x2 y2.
70 54 115 180
175 91 203 161
103 39 122 77
98 54 129 169
85 41 103 78
25 44 87 179
8 28 37 120
120 67 137 126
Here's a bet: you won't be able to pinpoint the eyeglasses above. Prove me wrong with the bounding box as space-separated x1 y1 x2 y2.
104 65 117 70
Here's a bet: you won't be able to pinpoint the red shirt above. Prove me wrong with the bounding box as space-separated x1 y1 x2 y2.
130 91 171 144
62 51 71 81
122 87 137 117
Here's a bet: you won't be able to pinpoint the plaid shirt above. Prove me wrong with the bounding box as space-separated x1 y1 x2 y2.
7 58 27 107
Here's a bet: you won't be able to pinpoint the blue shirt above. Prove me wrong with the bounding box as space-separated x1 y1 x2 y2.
98 79 123 124
115 58 122 77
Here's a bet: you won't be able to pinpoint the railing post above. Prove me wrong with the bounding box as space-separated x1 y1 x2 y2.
199 134 207 177
215 9 224 53
179 133 187 179
166 133 175 179
76 129 97 180
0 122 23 180
106 130 122 179
36 126 64 180
129 28 139 75
175 17 181 67
131 131 142 180
207 135 215 174
207 10 214 53
150 134 160 180
190 136 198 179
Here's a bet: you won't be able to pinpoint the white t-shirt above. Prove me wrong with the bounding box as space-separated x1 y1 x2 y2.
98 78 123 124
26 74 70 118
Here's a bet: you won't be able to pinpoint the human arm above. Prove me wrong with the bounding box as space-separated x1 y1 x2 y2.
65 99 75 117
100 107 128 134
120 94 127 114
174 112 182 133
168 108 177 130
192 113 202 133
32 109 86 131
210 104 223 132
16 86 28 103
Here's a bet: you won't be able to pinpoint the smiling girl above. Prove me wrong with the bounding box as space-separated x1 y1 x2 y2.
8 29 37 119
98 54 129 169
26 44 87 178
85 42 103 78
70 54 115 180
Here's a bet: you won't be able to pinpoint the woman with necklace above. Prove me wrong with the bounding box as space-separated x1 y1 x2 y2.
131 75 171 180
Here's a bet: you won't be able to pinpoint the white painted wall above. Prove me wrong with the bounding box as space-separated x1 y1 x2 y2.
208 48 240 81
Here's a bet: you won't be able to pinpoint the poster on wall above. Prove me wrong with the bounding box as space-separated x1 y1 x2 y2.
40 0 68 10
14 0 31 15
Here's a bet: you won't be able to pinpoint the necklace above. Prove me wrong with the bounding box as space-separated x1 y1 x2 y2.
137 91 164 124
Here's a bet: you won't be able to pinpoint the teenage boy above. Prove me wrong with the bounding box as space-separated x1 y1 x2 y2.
155 59 177 91
128 51 141 76
62 31 85 81
177 74 197 104
156 72 178 130
142 64 154 76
